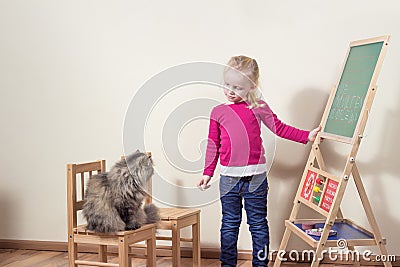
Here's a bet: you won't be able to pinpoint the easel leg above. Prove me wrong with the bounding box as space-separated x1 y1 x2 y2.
348 246 361 267
311 216 337 267
310 245 323 267
352 164 392 267
273 227 292 267
315 143 362 266
337 208 344 219
315 144 361 266
273 200 302 267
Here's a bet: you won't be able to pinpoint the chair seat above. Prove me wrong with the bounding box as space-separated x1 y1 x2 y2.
159 208 200 220
74 223 156 236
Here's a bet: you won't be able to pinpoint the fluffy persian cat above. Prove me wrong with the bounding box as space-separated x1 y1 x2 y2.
82 150 159 232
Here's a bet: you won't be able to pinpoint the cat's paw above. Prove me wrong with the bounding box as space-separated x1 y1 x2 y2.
125 222 141 230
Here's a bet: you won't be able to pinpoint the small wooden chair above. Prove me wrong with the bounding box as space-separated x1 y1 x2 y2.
67 160 157 267
155 203 201 267
121 154 201 267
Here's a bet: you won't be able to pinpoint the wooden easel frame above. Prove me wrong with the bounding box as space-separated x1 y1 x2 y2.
274 36 392 267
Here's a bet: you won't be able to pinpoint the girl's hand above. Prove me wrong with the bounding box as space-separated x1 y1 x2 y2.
198 175 211 190
308 125 322 142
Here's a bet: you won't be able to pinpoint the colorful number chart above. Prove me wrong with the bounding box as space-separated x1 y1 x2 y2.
320 179 338 212
300 171 338 213
300 171 317 201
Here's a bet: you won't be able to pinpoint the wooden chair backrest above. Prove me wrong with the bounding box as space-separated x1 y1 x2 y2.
121 153 153 205
66 160 106 234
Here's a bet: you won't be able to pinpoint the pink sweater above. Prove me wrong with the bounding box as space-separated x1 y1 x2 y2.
203 100 309 177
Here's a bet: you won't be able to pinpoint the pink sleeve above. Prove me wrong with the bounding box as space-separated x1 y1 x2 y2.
258 101 310 144
203 108 220 177
272 114 309 144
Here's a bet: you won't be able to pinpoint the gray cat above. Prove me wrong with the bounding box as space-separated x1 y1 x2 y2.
82 150 159 233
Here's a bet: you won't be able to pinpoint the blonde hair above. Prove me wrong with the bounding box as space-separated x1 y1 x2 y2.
225 55 263 109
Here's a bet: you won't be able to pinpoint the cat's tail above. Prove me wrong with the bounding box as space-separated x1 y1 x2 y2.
144 204 160 224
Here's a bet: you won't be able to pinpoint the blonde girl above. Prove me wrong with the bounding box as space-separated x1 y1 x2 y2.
198 55 320 266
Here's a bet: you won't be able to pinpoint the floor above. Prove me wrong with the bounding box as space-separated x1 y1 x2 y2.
0 248 390 267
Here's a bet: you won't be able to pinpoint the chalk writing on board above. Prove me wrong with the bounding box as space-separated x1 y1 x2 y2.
327 83 363 125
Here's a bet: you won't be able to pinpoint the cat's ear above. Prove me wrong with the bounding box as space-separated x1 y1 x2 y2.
135 149 140 153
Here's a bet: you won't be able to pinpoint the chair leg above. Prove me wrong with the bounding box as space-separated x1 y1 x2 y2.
192 214 201 267
99 245 107 263
68 234 78 267
118 237 129 267
172 221 181 267
147 229 156 267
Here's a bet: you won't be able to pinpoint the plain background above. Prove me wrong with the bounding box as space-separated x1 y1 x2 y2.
1 0 399 255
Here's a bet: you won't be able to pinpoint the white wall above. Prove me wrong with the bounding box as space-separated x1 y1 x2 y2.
0 0 399 255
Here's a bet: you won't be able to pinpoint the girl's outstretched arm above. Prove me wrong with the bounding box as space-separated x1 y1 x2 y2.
257 101 310 144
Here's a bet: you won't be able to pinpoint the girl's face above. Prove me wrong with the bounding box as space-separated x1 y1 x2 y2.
223 69 255 103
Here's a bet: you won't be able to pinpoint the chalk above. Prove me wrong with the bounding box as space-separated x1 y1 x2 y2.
198 184 211 191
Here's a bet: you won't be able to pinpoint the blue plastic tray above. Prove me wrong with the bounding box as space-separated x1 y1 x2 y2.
295 222 373 241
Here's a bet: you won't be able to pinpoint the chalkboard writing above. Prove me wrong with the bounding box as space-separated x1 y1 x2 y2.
324 41 384 138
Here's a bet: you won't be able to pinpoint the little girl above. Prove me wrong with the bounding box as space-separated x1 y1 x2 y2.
198 55 320 267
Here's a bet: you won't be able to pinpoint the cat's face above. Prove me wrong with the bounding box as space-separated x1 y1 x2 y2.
125 150 154 182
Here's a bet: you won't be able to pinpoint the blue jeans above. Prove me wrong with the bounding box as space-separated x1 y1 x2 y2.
219 172 269 267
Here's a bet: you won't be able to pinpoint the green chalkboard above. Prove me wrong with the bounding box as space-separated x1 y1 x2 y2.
324 41 384 139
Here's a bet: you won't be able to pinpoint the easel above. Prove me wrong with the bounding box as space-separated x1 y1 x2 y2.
274 35 392 267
